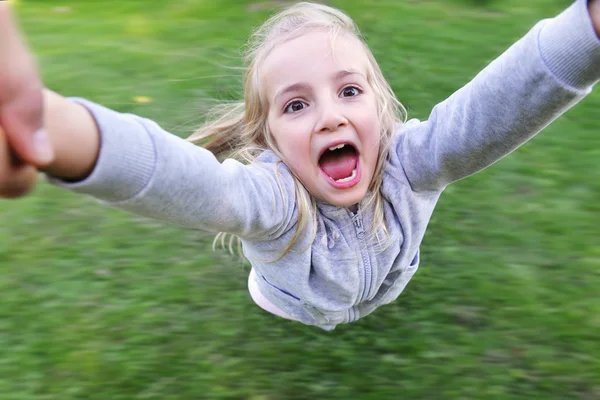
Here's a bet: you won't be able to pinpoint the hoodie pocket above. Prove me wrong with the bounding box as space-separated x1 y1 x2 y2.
261 275 303 302
260 274 333 326
376 251 420 305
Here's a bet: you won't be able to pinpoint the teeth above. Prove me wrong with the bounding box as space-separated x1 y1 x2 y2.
328 143 346 151
334 168 357 183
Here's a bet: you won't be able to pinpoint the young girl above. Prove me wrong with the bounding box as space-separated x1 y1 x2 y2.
1 1 599 330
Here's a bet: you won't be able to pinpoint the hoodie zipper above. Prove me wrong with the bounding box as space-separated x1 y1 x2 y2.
352 211 372 304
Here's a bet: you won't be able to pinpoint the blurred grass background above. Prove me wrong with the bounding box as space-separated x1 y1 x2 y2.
1 0 599 399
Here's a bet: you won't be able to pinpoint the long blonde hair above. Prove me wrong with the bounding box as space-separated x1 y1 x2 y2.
188 2 407 257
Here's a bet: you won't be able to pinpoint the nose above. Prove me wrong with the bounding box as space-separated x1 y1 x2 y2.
316 98 348 133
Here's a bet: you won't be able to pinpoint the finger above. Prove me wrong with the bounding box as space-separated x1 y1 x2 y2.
9 145 22 165
0 126 37 199
0 2 34 104
0 2 51 166
0 163 37 199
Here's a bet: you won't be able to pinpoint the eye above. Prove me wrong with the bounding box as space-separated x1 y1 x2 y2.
340 86 362 98
284 100 308 114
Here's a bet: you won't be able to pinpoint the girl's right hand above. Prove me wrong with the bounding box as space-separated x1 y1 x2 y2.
0 2 53 199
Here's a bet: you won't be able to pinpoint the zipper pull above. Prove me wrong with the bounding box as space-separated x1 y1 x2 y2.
354 216 362 229
354 214 365 237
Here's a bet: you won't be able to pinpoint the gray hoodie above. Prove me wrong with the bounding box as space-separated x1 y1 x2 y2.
50 0 600 330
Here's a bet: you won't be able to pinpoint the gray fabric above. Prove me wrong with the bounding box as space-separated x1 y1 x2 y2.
49 0 600 330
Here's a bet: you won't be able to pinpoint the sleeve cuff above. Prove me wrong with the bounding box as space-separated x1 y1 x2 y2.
538 0 600 89
46 98 157 203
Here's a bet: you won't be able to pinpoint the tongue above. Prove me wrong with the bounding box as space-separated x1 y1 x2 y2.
319 149 358 180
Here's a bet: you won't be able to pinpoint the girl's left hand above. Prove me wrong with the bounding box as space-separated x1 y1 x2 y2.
590 0 600 38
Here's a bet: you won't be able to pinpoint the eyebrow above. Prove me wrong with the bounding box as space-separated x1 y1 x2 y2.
273 70 365 104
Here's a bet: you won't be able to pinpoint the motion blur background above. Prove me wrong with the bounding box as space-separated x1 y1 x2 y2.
1 0 598 398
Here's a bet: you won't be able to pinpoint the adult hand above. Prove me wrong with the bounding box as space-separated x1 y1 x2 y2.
0 2 52 198
0 2 53 165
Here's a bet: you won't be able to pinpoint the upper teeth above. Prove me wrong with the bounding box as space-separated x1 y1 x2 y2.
328 144 346 151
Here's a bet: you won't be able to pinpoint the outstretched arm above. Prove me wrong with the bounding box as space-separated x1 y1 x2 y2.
391 0 600 191
0 3 294 240
45 98 297 240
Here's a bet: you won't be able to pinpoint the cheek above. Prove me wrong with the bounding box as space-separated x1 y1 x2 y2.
267 116 287 153
358 111 381 145
268 118 312 167
271 118 309 149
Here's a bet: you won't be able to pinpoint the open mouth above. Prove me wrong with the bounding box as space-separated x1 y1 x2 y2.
318 143 361 188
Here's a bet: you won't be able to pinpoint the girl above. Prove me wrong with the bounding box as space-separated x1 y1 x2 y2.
1 1 599 330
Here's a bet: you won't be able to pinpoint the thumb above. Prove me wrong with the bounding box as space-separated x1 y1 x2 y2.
0 2 53 167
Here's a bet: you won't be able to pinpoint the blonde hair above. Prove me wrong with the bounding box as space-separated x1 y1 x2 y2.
188 1 407 257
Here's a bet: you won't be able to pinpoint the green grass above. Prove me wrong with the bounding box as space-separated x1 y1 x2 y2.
1 0 599 398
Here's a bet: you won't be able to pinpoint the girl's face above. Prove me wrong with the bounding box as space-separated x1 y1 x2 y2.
263 30 381 208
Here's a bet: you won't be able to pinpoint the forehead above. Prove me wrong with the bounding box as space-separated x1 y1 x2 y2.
261 30 370 98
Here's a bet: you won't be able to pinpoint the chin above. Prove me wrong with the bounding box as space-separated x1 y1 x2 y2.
324 188 367 208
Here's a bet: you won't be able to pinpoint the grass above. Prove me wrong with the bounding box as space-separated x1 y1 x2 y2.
1 0 599 398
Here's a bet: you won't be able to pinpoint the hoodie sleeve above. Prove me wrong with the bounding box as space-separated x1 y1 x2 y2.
47 99 296 241
391 0 600 191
